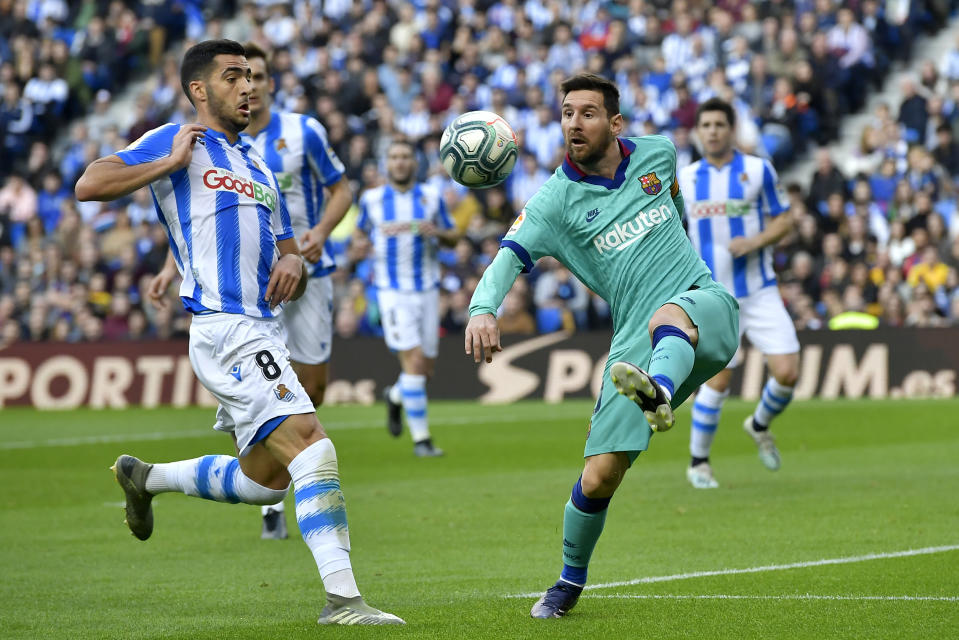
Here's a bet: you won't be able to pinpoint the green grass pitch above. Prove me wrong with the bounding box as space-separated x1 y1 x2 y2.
1 398 958 639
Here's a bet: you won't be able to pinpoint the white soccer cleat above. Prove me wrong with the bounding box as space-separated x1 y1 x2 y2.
610 361 674 432
686 462 719 489
743 416 781 471
317 595 405 625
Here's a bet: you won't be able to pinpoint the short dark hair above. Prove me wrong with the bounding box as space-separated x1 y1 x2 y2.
243 41 270 73
695 97 736 127
388 137 416 154
559 73 620 118
180 39 246 105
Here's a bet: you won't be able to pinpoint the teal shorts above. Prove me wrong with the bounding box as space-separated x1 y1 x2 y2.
584 282 739 462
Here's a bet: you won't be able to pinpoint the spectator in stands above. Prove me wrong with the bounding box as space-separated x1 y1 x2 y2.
0 173 37 225
898 77 929 144
807 148 848 214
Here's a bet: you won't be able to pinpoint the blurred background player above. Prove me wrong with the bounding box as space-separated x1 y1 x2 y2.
678 98 800 489
146 43 353 539
85 39 402 625
356 139 459 457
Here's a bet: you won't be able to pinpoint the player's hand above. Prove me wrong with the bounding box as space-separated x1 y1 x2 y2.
465 313 502 364
298 227 326 263
417 221 438 237
168 124 207 171
728 237 757 258
146 267 176 310
265 254 304 308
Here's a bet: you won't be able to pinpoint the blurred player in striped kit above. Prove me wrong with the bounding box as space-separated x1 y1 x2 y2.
356 140 460 457
79 40 401 625
677 98 800 489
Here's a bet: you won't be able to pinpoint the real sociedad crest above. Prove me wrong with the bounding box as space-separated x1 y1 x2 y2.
639 172 662 195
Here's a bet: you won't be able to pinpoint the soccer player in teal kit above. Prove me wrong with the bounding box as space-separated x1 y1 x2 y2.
465 73 739 618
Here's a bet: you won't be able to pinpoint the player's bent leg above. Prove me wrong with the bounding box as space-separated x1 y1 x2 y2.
111 449 290 540
263 414 404 625
531 453 629 619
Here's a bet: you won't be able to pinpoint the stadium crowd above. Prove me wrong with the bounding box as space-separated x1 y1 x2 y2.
2 0 959 350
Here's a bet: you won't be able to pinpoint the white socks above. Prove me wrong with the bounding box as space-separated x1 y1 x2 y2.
690 385 729 459
146 455 288 505
289 438 360 599
753 378 795 427
399 372 430 442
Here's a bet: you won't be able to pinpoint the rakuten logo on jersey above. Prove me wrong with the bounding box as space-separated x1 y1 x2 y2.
592 204 672 254
202 168 277 211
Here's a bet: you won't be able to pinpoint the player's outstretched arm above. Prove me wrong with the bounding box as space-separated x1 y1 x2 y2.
75 124 207 202
465 248 525 363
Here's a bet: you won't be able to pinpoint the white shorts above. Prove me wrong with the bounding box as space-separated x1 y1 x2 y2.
189 313 316 456
377 288 440 358
728 285 801 367
283 276 333 365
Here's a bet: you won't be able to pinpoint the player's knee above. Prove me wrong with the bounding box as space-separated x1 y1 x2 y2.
770 356 800 387
773 367 799 387
580 466 624 498
648 307 696 343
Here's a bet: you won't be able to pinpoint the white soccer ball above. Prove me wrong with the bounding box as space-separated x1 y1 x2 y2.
440 110 518 189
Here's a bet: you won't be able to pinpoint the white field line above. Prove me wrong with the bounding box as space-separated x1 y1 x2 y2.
507 545 959 598
0 412 568 450
584 594 959 602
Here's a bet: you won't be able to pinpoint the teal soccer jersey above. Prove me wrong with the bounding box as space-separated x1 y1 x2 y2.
474 135 739 458
503 135 712 339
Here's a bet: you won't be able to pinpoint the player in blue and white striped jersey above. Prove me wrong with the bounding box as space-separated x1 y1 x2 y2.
356 139 459 457
676 98 800 489
76 40 402 626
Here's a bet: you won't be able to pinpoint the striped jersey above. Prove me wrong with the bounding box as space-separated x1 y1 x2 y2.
117 123 293 318
678 150 788 298
357 183 454 291
241 111 345 277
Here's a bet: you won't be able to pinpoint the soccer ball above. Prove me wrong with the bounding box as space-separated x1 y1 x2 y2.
440 111 518 189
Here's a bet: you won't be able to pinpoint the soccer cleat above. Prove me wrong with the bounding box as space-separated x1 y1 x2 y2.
743 416 781 471
317 594 405 625
111 454 155 541
530 580 583 619
413 438 444 457
687 462 719 489
609 361 675 432
261 508 289 540
384 386 403 437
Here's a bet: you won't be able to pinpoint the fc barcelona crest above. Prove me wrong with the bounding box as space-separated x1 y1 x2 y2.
639 172 662 195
